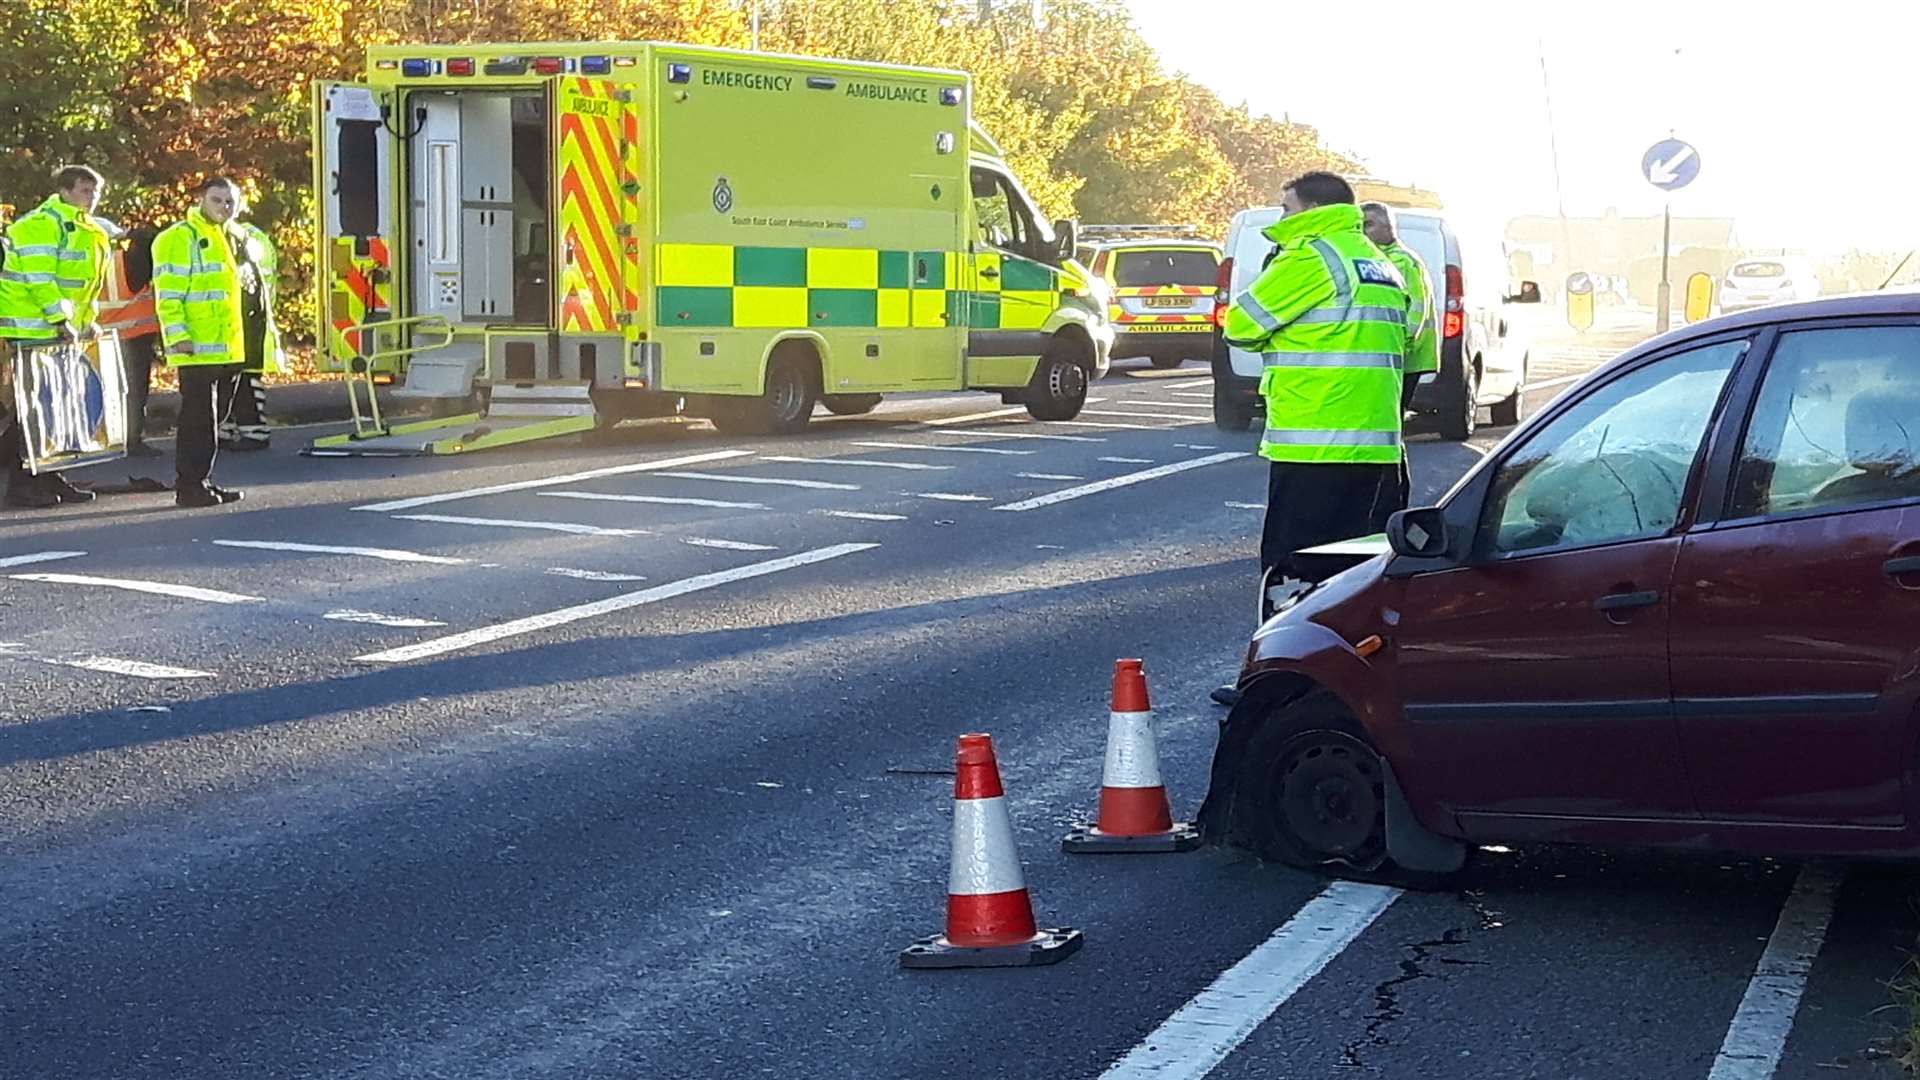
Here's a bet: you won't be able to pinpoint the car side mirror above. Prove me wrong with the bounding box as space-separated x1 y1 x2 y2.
1386 507 1450 559
1054 218 1078 264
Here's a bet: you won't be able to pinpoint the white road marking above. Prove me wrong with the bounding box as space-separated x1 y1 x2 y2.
541 492 769 511
1018 472 1084 481
944 429 1104 444
356 543 877 664
213 539 471 565
1522 372 1586 392
1123 399 1213 410
325 609 448 629
1100 882 1401 1080
849 440 1034 457
1100 456 1154 464
0 551 85 569
923 399 1106 427
758 454 952 472
1148 377 1213 389
353 449 754 512
1178 444 1220 450
50 656 216 679
393 514 648 538
10 573 262 605
1047 420 1161 431
1083 409 1204 423
1170 390 1215 398
545 568 648 582
996 452 1249 512
817 510 909 522
912 492 992 502
1460 442 1491 457
1225 501 1264 509
1705 863 1845 1080
680 537 778 552
655 471 859 492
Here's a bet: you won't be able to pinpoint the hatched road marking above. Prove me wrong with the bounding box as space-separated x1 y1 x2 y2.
758 455 952 472
942 429 1104 444
353 449 754 512
10 573 263 605
680 538 778 552
923 399 1106 426
995 452 1249 512
911 492 992 502
1100 882 1401 1080
1018 472 1084 481
1705 863 1845 1080
546 568 648 583
0 551 86 569
818 510 909 522
540 492 770 511
324 610 448 629
655 471 859 492
393 514 649 538
848 440 1034 456
1082 409 1205 423
214 539 472 565
48 656 217 679
356 543 877 664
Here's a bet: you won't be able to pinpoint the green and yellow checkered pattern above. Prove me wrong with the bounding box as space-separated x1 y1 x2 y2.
655 244 1057 331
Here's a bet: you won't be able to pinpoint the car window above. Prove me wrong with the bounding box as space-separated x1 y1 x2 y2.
1114 249 1217 288
1729 325 1920 518
1482 339 1747 557
971 168 1031 256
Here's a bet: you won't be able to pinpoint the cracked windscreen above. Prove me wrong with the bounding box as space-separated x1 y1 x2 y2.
1484 338 1748 556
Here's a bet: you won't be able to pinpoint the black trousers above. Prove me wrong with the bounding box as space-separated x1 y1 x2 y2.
1 349 30 493
121 333 159 446
175 363 241 491
1369 451 1413 532
1259 461 1396 582
218 368 267 440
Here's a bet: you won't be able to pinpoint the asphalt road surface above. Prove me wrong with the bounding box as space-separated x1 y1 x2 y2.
4 339 1913 1079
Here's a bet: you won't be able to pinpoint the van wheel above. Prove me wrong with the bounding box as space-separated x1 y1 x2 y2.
1150 355 1184 370
712 351 819 435
821 393 882 416
1490 357 1526 427
1024 342 1089 421
1438 361 1479 441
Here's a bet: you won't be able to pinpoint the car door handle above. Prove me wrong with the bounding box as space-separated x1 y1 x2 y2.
1885 556 1920 576
1593 589 1662 613
979 268 1000 279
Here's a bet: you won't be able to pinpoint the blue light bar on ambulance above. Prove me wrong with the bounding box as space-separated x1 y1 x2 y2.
667 63 693 83
401 58 432 78
940 87 963 106
580 55 611 75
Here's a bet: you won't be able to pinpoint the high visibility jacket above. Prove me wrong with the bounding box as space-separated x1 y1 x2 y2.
0 195 112 340
97 248 160 341
1381 241 1438 376
1224 204 1413 465
235 222 285 374
153 209 246 367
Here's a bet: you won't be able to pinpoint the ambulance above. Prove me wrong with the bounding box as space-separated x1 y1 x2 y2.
310 42 1113 454
1078 225 1219 370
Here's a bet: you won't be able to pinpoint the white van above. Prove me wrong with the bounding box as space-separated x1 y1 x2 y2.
1212 206 1533 439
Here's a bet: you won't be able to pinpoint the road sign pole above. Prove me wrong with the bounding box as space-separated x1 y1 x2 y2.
1656 200 1672 334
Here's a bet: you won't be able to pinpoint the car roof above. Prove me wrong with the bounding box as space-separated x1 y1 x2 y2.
1596 291 1920 376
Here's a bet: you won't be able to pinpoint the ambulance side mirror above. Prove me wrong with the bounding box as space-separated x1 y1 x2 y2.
1053 219 1077 264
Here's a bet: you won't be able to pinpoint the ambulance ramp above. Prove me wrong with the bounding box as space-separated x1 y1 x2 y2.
304 385 598 458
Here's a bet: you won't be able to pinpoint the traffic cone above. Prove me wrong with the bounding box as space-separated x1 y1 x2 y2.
900 733 1084 969
1063 659 1202 854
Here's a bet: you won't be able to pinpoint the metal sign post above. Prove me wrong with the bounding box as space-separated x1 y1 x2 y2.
1641 137 1700 334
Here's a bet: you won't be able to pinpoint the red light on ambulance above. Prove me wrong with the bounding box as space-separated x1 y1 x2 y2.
446 58 474 76
533 57 566 75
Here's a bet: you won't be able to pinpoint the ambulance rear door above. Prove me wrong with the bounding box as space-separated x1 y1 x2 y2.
551 74 649 379
313 81 398 373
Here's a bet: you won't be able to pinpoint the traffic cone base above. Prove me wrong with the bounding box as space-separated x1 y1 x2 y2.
899 926 1084 969
1062 821 1202 854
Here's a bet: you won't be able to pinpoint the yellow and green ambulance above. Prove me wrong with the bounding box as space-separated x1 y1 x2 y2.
311 42 1113 453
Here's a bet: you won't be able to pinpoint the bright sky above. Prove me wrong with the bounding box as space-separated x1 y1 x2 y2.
1125 0 1920 256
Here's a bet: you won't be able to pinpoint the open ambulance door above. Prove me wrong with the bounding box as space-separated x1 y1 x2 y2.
314 82 398 374
550 74 647 379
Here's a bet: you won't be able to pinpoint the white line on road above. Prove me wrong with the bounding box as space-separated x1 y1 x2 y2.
393 514 649 538
1017 472 1084 481
923 399 1106 427
1100 456 1154 464
817 509 909 522
1522 373 1587 393
353 449 754 512
0 551 85 569
1131 374 1212 386
356 543 877 664
1170 390 1215 398
540 492 770 511
1083 409 1203 423
1224 501 1264 509
213 539 472 566
49 656 217 679
849 440 1034 456
1047 420 1161 431
1100 881 1402 1080
325 609 448 629
655 471 859 492
680 537 778 552
545 568 648 582
1705 863 1845 1080
1121 399 1213 410
943 429 1104 444
9 573 263 605
911 492 992 502
1178 444 1219 450
758 454 952 472
995 452 1249 512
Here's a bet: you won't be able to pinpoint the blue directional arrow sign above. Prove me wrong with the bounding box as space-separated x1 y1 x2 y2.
1642 138 1700 191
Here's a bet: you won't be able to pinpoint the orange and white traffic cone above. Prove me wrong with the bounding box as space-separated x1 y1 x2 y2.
900 733 1084 969
1063 659 1201 854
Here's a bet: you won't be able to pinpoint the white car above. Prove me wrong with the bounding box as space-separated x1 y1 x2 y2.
1212 205 1533 439
1720 257 1819 314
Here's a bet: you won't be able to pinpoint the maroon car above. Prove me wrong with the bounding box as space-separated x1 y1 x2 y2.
1196 292 1920 883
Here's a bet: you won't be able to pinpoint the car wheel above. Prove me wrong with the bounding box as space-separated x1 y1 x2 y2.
1490 357 1525 427
1437 361 1478 441
1214 385 1256 432
821 393 882 417
1024 342 1089 421
1150 355 1183 370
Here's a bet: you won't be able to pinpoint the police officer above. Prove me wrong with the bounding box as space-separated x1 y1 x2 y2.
153 176 249 508
1361 201 1437 521
0 165 113 509
1213 172 1412 706
217 199 282 452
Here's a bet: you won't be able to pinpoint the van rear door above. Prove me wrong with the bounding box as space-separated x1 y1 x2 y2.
313 82 397 373
551 74 646 346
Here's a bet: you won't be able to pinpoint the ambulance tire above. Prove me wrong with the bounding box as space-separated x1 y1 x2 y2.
1024 341 1090 422
1150 355 1184 369
821 393 882 416
712 349 819 435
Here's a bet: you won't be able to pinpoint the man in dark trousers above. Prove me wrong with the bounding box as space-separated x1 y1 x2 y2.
152 177 248 507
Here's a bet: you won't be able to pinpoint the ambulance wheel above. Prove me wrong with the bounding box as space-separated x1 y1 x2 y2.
821 393 882 416
1150 355 1184 370
713 351 819 435
1024 344 1089 422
